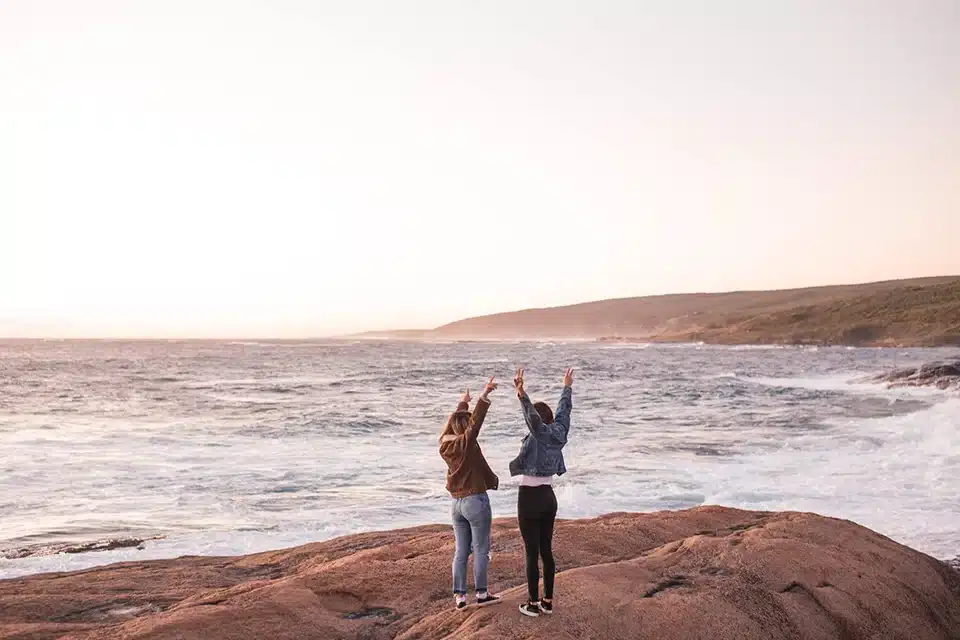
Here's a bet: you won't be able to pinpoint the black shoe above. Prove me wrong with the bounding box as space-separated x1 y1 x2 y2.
538 599 553 614
456 599 467 611
519 601 540 617
476 594 501 607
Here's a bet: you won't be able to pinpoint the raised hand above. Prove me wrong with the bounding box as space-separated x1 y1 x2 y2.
563 368 574 387
461 387 471 404
481 376 498 400
514 368 525 395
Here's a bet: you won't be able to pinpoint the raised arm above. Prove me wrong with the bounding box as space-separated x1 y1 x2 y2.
554 368 574 429
464 377 497 445
519 393 545 435
455 387 472 413
514 368 544 436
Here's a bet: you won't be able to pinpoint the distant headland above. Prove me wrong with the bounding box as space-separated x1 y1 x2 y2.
357 276 960 347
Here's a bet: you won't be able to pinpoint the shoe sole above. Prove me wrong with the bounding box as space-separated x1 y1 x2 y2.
539 608 553 614
519 605 540 618
476 599 502 607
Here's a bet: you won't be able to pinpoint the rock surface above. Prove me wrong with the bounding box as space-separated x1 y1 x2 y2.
864 360 960 391
948 556 960 572
1 507 958 640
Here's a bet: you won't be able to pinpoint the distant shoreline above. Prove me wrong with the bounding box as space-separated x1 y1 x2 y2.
357 275 960 348
3 276 959 346
2 335 959 349
350 334 959 348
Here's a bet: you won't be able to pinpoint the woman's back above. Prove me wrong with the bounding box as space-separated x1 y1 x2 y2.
439 397 499 497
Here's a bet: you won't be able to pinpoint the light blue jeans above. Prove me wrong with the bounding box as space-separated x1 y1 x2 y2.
451 492 492 595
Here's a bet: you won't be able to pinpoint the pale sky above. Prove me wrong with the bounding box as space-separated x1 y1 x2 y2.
2 1 958 338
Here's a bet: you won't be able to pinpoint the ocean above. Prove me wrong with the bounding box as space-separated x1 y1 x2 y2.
1 339 958 579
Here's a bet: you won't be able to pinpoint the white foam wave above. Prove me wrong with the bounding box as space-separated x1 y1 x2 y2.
728 344 789 351
3 345 958 581
697 398 960 559
598 342 653 350
704 372 738 379
743 373 953 398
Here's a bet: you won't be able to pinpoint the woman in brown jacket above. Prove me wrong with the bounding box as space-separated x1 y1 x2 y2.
439 376 502 610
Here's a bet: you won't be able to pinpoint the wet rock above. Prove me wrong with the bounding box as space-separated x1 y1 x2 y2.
863 359 960 391
1 507 958 639
2 536 163 560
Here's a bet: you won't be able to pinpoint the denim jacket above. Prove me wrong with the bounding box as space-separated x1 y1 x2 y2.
509 386 572 477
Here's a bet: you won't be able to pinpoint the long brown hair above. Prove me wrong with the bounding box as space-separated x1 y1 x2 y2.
439 411 471 442
534 402 554 425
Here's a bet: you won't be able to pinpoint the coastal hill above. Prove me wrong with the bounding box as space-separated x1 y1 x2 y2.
364 276 960 347
2 507 958 639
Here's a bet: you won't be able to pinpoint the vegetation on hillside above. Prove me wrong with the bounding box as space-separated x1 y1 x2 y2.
423 277 960 347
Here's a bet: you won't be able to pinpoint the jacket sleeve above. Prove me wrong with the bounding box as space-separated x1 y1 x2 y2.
554 386 573 430
518 392 544 436
464 397 490 445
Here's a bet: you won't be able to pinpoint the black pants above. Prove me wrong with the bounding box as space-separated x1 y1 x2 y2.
517 485 558 602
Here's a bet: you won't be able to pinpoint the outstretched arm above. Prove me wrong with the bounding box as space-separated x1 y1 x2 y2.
514 368 544 436
519 392 544 436
464 377 497 445
554 368 574 429
554 387 573 428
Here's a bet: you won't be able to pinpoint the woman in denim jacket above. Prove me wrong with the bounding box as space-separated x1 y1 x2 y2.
510 367 574 618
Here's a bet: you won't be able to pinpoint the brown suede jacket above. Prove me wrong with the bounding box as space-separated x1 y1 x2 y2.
439 397 500 498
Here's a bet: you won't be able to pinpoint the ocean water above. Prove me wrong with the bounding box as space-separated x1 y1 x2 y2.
1 339 958 579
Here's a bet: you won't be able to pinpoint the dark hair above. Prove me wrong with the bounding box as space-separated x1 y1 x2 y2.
533 401 553 425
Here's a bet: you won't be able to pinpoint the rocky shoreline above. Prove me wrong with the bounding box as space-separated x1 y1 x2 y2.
2 537 164 561
861 359 960 391
2 507 958 640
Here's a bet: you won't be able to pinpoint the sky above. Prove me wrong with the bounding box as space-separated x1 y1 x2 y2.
2 0 958 338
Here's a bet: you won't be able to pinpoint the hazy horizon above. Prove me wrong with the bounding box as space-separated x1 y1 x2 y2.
3 1 958 338
2 273 957 340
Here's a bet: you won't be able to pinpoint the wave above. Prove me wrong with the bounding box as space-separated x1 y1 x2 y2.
704 372 738 379
744 373 955 398
727 344 790 351
599 342 653 350
700 397 960 559
184 377 335 390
